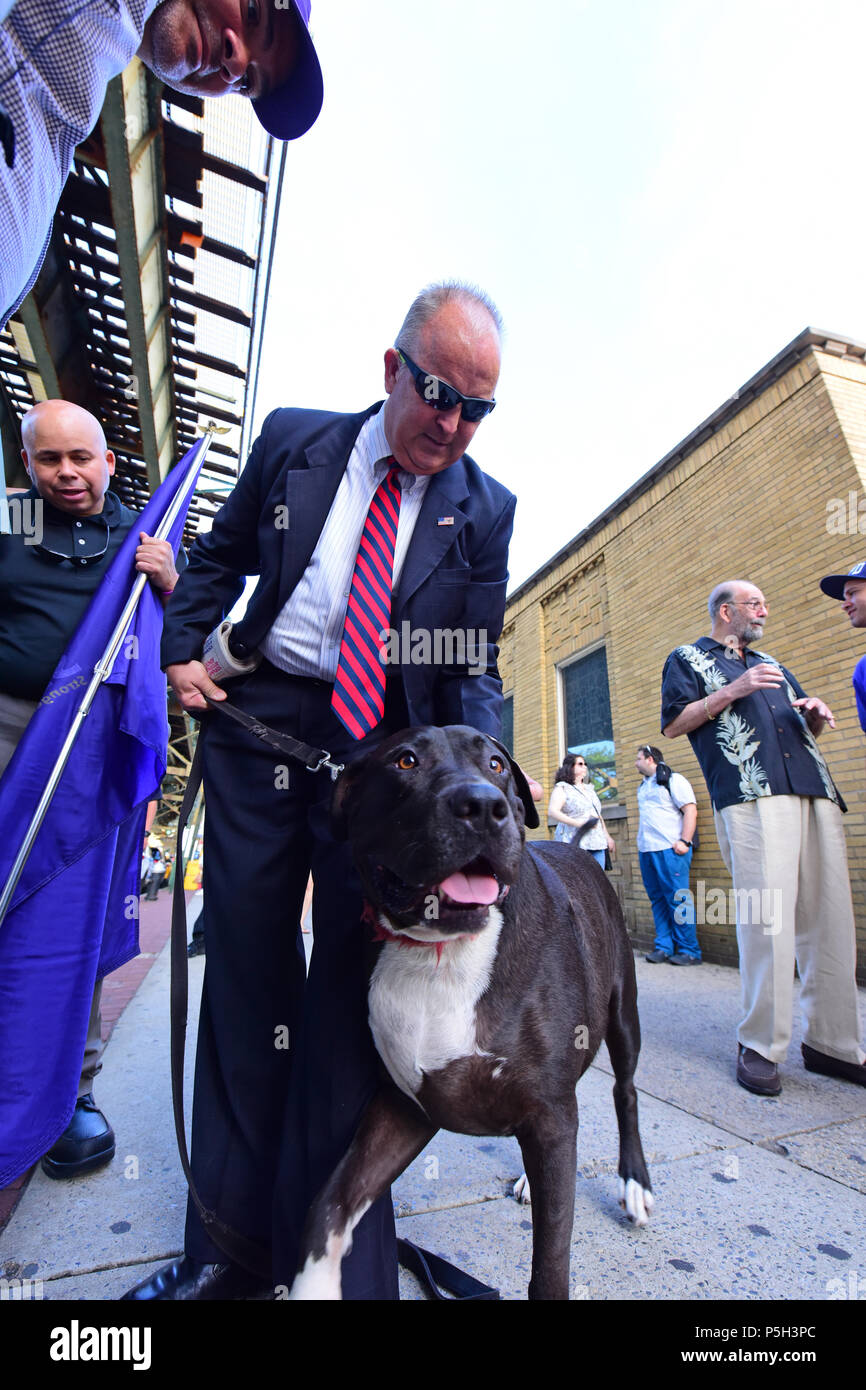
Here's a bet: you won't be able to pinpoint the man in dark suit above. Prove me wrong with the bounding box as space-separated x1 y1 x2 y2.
123 282 515 1301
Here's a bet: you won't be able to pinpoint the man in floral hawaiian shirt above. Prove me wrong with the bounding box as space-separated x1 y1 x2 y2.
660 579 865 1097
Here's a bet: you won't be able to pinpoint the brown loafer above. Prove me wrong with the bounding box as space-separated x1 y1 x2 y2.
802 1043 866 1087
736 1045 781 1096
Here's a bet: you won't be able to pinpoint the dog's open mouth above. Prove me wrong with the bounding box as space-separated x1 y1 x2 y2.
436 857 504 910
367 855 509 932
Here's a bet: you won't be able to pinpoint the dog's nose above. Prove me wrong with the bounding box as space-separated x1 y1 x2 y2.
447 781 510 833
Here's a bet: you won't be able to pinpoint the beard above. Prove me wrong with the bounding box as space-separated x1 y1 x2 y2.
139 1 201 87
723 613 763 655
741 618 764 644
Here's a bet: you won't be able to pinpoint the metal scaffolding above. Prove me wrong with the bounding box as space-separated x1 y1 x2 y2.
1 75 285 839
0 70 283 535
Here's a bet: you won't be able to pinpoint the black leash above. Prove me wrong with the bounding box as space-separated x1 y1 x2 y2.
169 699 344 1277
203 694 345 780
169 699 500 1300
171 730 271 1281
396 1239 500 1300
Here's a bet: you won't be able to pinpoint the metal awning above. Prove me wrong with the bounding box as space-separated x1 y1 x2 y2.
1 74 285 840
1 69 283 540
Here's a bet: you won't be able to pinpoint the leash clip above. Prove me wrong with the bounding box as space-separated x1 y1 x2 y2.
306 750 344 781
203 695 344 781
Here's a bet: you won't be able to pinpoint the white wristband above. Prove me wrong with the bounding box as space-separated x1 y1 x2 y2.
201 621 262 683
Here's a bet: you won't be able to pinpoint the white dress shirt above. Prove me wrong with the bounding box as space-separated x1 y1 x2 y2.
261 404 430 681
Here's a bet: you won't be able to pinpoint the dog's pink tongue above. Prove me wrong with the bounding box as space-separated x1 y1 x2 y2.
439 872 499 905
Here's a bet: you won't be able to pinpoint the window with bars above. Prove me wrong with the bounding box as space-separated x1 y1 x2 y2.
560 646 618 802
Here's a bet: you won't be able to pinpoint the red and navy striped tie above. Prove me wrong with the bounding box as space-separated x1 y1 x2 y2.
331 462 402 739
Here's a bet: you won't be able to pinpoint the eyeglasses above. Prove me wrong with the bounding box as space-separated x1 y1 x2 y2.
730 599 767 612
396 347 496 423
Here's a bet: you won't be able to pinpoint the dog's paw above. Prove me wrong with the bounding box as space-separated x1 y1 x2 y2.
513 1173 531 1205
619 1177 653 1226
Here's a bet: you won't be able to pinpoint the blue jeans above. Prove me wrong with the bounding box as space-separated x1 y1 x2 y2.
638 847 701 959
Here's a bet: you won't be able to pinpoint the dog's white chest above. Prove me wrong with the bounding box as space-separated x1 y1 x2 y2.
368 908 503 1101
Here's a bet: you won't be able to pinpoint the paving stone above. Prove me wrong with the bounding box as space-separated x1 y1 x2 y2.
395 1140 866 1301
2 939 864 1308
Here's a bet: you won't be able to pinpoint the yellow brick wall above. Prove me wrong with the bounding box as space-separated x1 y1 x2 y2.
502 346 866 977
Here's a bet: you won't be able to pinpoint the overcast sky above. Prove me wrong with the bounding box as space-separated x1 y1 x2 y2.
250 0 866 593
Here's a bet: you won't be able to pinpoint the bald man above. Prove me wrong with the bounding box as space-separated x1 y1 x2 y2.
660 579 865 1098
124 280 514 1301
0 399 180 1177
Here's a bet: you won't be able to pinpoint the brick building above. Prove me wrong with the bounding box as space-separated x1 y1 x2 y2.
500 329 866 977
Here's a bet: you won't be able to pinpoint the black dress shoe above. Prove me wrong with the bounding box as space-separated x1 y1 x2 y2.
40 1094 115 1179
120 1256 271 1301
802 1043 866 1087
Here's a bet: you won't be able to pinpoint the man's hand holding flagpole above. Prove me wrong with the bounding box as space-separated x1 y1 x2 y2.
0 431 212 929
0 431 212 1184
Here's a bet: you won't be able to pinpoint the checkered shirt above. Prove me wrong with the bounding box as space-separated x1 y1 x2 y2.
0 0 158 326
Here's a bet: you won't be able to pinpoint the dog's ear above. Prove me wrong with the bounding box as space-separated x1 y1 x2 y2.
486 735 540 829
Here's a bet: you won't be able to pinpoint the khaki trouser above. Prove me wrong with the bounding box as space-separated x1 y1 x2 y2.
0 690 104 1097
714 794 865 1066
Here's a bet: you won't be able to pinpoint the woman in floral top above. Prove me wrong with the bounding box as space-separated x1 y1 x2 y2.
547 754 614 867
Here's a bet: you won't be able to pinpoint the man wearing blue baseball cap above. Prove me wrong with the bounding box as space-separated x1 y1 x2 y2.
1 0 323 327
819 561 866 733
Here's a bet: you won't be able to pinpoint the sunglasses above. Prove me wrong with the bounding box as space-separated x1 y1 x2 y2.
396 347 496 424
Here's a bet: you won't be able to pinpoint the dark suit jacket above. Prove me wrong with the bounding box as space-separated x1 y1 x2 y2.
161 404 516 737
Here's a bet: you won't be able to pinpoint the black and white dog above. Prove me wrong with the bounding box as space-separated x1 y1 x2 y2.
290 725 653 1300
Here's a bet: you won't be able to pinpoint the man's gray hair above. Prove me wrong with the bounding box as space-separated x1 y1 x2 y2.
708 583 739 622
395 281 503 354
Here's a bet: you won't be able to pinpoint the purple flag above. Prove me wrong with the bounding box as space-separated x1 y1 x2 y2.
0 437 207 1184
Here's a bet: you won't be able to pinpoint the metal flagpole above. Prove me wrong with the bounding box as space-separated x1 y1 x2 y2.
0 430 214 929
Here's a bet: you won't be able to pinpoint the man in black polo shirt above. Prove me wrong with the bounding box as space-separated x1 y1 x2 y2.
660 579 865 1097
0 398 179 1175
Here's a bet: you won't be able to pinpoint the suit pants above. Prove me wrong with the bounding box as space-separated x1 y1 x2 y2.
714 794 865 1066
184 660 405 1298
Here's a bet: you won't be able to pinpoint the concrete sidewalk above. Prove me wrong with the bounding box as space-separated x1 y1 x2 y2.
1 926 864 1302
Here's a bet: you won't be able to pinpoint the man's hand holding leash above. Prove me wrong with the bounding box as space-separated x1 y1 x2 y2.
165 661 226 713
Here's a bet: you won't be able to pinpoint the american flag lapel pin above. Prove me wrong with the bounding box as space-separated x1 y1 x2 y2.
437 516 454 526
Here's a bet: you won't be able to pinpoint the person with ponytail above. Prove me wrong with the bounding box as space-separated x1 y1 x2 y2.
635 744 701 966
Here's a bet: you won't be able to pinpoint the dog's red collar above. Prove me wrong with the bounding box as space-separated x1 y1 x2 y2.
363 901 448 961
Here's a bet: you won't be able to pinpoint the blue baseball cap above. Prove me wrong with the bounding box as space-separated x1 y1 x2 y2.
253 0 323 141
819 561 866 600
